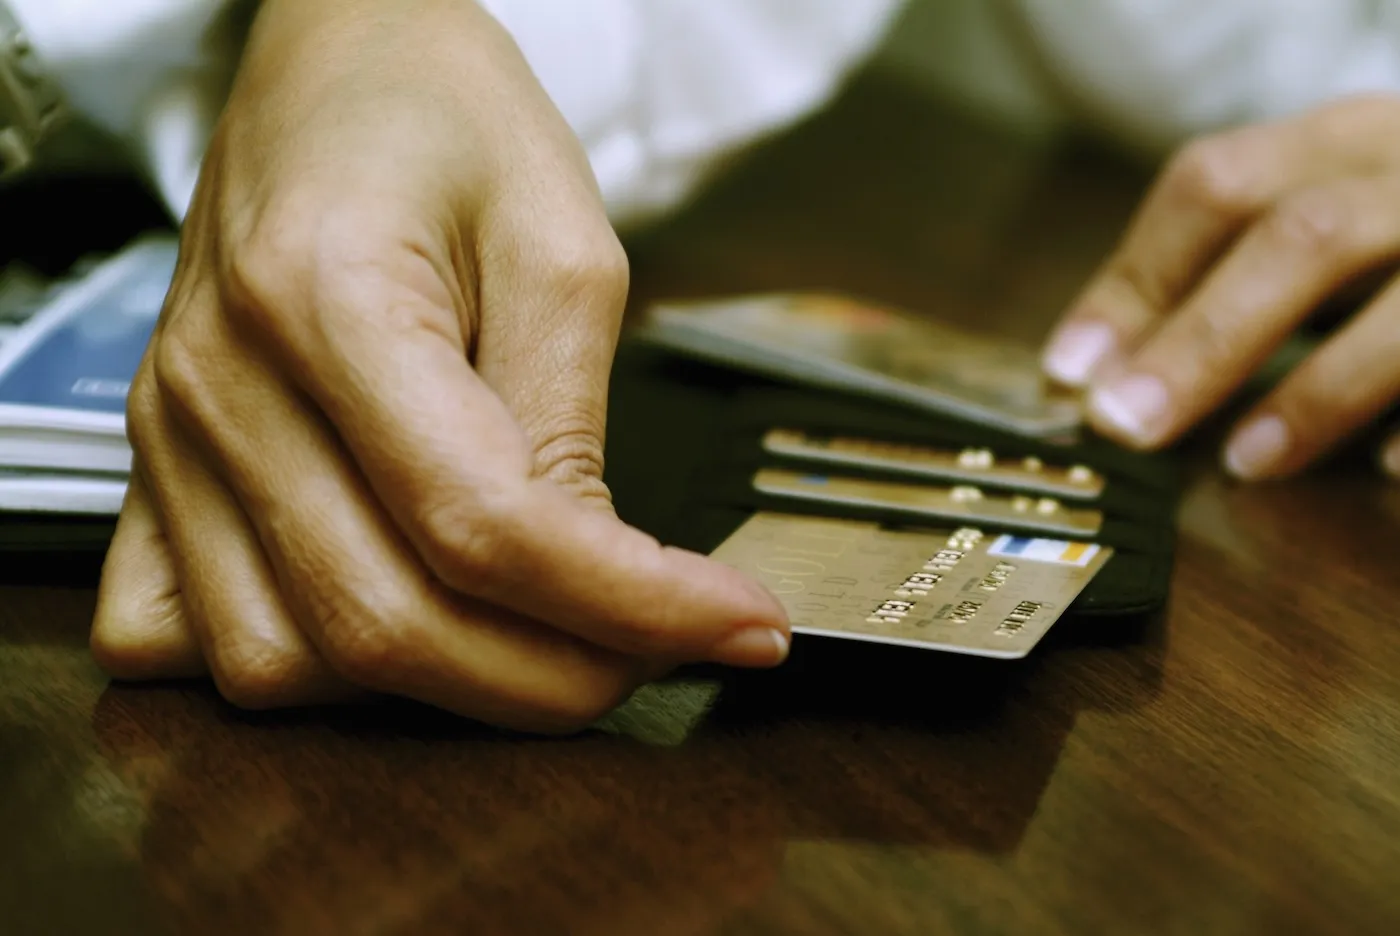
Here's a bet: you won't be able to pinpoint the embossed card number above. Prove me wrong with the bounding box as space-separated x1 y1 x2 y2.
709 512 1113 659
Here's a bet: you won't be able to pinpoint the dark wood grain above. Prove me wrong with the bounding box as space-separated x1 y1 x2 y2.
5 69 1400 936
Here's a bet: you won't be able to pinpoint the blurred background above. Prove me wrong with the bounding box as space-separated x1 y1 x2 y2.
880 0 1068 142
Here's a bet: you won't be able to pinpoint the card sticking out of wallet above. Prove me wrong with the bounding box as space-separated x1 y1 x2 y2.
752 468 1103 537
761 428 1105 500
635 293 1082 438
710 512 1112 658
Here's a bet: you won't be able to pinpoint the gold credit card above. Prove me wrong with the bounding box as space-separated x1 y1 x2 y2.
752 468 1103 537
636 293 1083 438
710 512 1112 658
761 429 1105 500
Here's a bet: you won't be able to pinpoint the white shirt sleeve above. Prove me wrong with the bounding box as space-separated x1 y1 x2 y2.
8 0 898 226
477 0 900 226
30 0 1400 229
1007 0 1400 151
8 0 240 216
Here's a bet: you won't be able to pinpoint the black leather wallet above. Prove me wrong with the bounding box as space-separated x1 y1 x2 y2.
604 337 1179 620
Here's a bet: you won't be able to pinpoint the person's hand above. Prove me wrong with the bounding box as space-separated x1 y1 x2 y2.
88 0 789 733
1040 94 1400 480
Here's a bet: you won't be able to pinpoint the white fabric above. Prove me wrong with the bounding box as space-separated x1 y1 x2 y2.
477 0 901 225
11 0 1400 221
1012 0 1400 151
8 0 230 205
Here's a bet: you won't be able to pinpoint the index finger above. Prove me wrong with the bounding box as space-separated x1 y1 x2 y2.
1042 120 1311 386
226 227 789 667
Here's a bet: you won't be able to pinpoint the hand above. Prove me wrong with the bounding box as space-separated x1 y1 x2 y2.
1040 94 1400 480
89 0 789 733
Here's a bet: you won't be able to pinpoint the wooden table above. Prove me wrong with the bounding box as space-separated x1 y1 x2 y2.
6 71 1400 936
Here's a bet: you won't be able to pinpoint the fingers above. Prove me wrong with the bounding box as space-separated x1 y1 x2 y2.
1222 275 1400 479
222 220 788 666
1083 174 1400 450
127 350 351 710
1043 122 1312 386
153 296 658 732
91 466 204 680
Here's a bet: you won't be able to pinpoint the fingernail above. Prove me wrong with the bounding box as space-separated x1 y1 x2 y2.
1381 438 1400 479
1043 322 1118 387
709 628 790 668
1088 374 1171 446
1224 415 1290 480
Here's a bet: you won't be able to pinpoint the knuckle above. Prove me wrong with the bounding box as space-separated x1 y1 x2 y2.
1164 136 1257 215
150 319 213 411
209 634 313 711
313 590 417 689
1176 306 1238 375
223 213 308 322
1107 254 1170 314
123 367 163 458
411 488 526 587
148 320 233 443
224 198 442 351
539 229 630 314
1263 190 1350 257
531 418 608 494
221 200 347 342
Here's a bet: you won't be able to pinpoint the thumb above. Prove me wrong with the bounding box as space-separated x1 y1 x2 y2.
464 215 794 664
471 215 628 505
260 210 790 666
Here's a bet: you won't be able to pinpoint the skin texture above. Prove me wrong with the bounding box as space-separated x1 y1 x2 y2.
1040 94 1400 482
89 0 789 733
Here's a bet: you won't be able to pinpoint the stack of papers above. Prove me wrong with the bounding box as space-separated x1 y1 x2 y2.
0 237 177 515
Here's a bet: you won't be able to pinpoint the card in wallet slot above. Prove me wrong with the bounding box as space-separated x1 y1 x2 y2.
695 460 1163 559
760 427 1107 500
750 468 1106 538
602 339 1179 618
715 426 1163 527
722 387 1181 518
